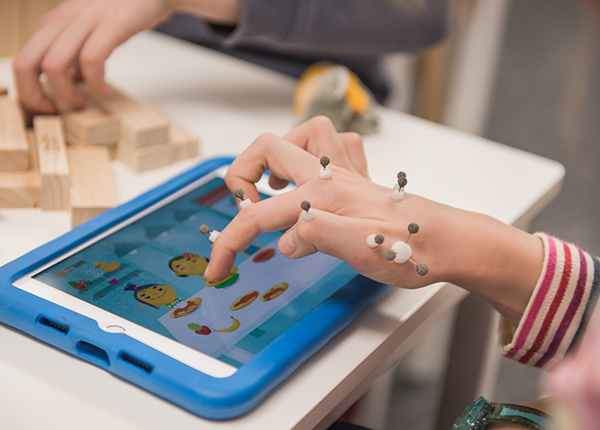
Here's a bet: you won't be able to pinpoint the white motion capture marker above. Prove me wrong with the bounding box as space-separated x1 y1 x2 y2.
199 224 221 244
319 156 332 180
301 200 316 221
209 230 221 243
366 234 385 248
391 189 405 201
391 171 407 201
234 188 253 209
239 199 252 209
390 241 412 264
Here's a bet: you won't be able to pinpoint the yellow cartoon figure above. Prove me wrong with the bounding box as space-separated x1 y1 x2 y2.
124 282 202 318
168 252 239 289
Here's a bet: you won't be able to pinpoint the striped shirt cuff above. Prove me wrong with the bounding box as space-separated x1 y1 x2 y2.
499 233 600 370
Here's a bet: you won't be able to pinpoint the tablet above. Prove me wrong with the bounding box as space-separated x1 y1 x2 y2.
0 157 388 419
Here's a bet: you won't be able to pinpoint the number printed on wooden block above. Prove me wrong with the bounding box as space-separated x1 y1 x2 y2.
0 130 41 208
34 115 70 210
67 146 117 228
84 85 169 148
0 97 30 171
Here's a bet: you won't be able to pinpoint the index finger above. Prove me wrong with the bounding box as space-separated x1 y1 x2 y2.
205 188 307 282
225 132 321 206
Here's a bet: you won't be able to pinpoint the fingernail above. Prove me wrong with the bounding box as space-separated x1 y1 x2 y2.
279 232 296 256
204 262 212 280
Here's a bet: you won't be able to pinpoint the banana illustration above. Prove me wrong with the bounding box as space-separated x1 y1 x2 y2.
215 317 241 333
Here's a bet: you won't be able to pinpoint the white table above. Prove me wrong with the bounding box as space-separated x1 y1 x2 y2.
0 31 564 430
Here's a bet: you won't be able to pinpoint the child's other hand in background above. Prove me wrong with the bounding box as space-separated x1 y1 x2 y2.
13 0 175 113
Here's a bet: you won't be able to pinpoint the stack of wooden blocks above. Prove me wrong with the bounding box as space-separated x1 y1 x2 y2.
0 84 200 228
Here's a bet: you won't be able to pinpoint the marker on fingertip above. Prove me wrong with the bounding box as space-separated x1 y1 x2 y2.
319 156 332 180
301 200 316 221
366 234 385 248
391 171 407 201
234 188 253 209
199 224 221 244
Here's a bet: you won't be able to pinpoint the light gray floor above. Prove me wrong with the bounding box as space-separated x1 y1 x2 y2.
385 0 600 429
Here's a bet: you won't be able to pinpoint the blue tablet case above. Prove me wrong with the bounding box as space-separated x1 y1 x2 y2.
0 157 388 419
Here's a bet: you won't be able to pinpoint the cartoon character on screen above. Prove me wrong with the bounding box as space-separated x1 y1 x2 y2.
168 252 239 289
124 282 202 319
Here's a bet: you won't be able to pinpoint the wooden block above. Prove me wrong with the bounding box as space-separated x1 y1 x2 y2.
34 115 70 210
0 97 30 171
62 105 119 145
84 85 169 147
169 122 200 162
0 130 42 208
116 138 170 172
65 132 117 160
67 146 116 228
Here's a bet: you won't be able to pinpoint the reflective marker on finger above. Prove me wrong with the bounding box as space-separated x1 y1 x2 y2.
199 224 221 244
234 188 253 209
301 200 316 221
319 156 332 180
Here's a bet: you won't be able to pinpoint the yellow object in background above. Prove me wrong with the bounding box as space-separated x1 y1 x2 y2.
293 62 379 134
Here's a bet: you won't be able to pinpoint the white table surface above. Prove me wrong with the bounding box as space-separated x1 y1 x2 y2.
0 31 565 430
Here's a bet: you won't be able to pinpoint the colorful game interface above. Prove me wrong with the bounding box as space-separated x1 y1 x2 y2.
34 178 357 368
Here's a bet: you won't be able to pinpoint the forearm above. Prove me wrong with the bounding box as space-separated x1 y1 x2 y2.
170 0 240 25
190 0 449 55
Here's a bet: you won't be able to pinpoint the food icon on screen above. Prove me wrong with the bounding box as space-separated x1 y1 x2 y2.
94 261 120 272
188 323 212 335
68 279 91 290
215 317 241 333
230 291 259 311
168 252 239 289
260 282 289 302
252 248 276 263
124 283 201 316
170 298 203 319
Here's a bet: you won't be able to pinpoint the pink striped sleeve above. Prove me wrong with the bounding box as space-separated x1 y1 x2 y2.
499 233 597 370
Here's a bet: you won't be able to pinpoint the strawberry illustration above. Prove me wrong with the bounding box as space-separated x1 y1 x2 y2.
188 323 211 335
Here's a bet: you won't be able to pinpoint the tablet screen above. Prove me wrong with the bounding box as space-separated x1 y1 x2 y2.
32 177 357 369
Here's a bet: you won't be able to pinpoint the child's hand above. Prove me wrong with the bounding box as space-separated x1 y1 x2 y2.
13 0 174 113
206 117 544 327
206 116 454 290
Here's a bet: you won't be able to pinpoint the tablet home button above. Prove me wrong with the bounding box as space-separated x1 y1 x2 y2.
104 325 126 334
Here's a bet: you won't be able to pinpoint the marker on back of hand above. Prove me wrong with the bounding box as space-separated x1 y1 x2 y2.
234 188 252 209
391 171 407 201
199 224 220 244
301 200 316 221
367 234 385 248
319 156 332 180
384 222 428 276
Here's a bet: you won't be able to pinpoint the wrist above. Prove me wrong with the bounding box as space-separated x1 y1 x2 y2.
443 209 544 326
